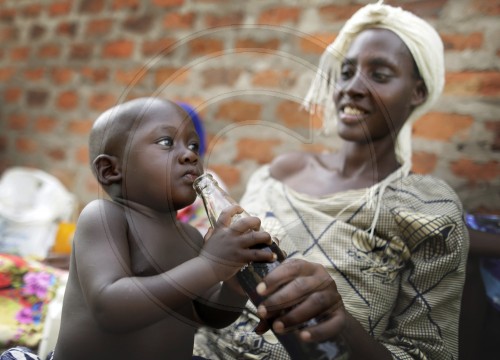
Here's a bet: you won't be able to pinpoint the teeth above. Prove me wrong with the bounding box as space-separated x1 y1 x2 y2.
344 106 363 115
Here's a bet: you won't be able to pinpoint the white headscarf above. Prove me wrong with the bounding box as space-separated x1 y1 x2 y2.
303 0 445 177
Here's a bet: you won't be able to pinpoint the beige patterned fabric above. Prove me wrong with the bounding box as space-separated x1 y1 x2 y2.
194 165 468 360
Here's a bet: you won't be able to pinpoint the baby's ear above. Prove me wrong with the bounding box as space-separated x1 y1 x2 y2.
93 154 122 185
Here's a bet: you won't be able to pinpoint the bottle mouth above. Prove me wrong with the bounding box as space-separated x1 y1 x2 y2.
192 172 215 193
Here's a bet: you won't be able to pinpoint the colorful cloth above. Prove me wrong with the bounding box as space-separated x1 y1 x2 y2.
194 165 468 360
0 254 66 352
465 213 500 311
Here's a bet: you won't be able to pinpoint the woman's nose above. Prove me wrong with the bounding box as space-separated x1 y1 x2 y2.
341 71 368 98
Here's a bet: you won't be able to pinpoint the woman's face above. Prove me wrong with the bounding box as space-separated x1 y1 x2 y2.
333 28 426 144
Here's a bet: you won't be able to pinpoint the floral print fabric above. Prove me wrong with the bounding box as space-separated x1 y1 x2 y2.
0 254 66 351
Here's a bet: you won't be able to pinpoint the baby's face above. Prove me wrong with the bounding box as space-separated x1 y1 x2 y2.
120 101 203 212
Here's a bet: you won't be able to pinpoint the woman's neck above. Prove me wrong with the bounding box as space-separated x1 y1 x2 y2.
336 139 400 182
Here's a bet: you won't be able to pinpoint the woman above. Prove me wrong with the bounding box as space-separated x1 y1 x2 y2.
195 2 468 359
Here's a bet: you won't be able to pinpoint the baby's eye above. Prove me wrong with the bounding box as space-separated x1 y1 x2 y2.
188 142 200 153
157 137 173 147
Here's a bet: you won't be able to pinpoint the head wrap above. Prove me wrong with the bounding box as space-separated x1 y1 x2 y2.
303 0 445 177
177 102 206 157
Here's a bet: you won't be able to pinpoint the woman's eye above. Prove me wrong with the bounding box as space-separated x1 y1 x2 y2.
157 137 173 147
340 66 354 80
371 70 391 82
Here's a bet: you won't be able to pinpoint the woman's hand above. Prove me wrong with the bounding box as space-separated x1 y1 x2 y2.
254 258 346 343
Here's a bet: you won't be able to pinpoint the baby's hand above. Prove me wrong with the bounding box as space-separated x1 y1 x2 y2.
201 204 274 281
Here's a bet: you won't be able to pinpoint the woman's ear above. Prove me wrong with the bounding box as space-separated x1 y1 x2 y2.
411 78 428 107
93 154 122 186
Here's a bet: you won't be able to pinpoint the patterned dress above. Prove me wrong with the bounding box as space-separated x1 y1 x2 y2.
194 165 468 360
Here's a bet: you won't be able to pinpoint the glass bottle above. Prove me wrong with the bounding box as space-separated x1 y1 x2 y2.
193 173 349 360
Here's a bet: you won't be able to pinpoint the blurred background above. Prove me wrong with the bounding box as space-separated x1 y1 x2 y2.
0 0 499 214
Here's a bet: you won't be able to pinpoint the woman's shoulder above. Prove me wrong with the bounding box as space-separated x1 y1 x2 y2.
269 152 312 181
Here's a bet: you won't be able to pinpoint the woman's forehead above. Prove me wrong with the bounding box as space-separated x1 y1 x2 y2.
346 28 412 61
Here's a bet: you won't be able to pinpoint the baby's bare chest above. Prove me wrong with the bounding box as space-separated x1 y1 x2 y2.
127 223 199 276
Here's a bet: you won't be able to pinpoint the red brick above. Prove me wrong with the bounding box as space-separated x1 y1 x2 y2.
48 148 66 161
85 19 113 36
204 12 244 27
413 112 474 141
68 119 93 135
26 89 49 106
441 32 483 51
153 0 184 7
35 116 58 132
257 7 300 25
112 0 140 10
78 0 105 13
22 4 42 17
49 1 72 16
115 68 147 86
38 44 61 58
472 0 500 15
142 38 176 57
162 12 195 29
102 40 134 58
216 101 262 122
0 136 8 152
299 33 336 54
24 68 44 81
70 44 93 60
445 71 500 97
252 69 296 88
154 67 189 87
0 8 16 22
207 164 240 188
85 172 100 195
8 114 28 130
50 168 77 192
4 87 21 102
485 121 500 151
16 137 38 153
123 14 154 33
188 38 224 57
0 67 15 81
81 67 109 83
318 4 362 21
235 138 281 164
29 24 46 39
276 100 318 129
201 68 241 88
411 151 438 174
57 90 79 110
56 22 78 37
75 145 89 164
51 68 74 85
450 158 500 183
0 27 18 42
234 38 281 51
391 0 449 18
10 46 29 61
88 93 118 111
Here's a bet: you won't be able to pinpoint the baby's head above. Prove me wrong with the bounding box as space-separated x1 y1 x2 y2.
89 97 203 211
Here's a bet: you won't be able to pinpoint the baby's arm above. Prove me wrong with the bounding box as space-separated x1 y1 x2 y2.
74 200 272 333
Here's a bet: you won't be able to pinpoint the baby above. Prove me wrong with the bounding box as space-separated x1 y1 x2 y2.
49 97 274 359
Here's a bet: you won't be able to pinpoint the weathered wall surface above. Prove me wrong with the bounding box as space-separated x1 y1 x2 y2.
0 0 499 213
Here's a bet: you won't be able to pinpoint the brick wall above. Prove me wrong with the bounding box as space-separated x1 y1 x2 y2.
0 0 499 213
